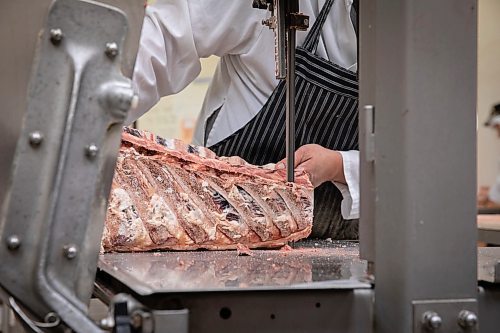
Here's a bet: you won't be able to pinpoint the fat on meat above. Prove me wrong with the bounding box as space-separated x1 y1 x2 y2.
102 127 314 252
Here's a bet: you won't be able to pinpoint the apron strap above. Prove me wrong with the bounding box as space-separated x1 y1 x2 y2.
302 0 336 54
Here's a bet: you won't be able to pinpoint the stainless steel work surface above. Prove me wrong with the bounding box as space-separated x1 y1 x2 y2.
98 240 370 295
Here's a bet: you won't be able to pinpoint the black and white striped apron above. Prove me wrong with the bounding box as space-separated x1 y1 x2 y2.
210 0 359 239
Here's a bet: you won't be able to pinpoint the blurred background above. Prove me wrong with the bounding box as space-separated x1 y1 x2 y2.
477 0 500 197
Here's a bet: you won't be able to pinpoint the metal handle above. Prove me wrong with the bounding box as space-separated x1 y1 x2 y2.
364 105 375 162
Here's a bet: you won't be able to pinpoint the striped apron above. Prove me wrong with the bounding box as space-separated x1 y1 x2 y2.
210 0 359 239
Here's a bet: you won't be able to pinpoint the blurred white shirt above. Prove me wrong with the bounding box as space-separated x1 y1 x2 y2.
490 161 500 204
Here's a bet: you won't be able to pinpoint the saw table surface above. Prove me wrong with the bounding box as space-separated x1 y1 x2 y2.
97 240 370 295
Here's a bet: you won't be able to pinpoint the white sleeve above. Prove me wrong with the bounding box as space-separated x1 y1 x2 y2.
489 176 500 204
332 150 359 220
127 0 266 124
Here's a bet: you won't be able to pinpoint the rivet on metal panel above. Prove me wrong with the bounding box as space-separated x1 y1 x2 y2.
422 311 442 330
63 244 78 259
105 42 119 58
457 310 478 329
29 131 43 147
85 144 99 159
49 28 63 45
6 235 21 250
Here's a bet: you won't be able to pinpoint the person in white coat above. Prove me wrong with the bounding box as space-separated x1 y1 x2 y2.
482 104 500 206
131 0 360 239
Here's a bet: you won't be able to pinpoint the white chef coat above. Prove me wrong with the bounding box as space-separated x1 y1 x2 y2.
487 115 500 204
490 161 500 204
130 0 360 220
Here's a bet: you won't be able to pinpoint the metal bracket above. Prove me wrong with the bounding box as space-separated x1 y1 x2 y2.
0 0 139 331
363 105 375 162
256 0 309 79
412 299 478 332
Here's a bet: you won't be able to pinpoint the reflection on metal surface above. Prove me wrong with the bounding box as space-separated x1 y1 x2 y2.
98 240 369 294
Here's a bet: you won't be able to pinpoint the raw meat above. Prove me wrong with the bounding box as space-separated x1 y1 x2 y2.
101 127 314 252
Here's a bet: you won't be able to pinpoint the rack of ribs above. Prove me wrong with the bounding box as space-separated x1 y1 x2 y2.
102 127 313 252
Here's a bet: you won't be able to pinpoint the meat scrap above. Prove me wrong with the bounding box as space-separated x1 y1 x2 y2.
236 243 254 257
101 127 314 252
280 244 294 252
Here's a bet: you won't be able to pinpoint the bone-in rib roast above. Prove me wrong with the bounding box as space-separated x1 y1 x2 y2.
102 127 314 252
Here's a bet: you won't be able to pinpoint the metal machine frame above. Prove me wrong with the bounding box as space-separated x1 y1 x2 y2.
1 0 499 332
359 1 482 332
0 0 144 332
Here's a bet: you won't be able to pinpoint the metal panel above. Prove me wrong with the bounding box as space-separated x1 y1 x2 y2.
0 0 52 211
94 284 374 333
478 286 500 333
359 0 479 332
358 0 376 264
184 290 373 333
0 0 144 331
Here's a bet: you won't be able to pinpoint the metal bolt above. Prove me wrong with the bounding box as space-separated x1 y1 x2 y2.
85 144 99 159
99 317 114 330
44 312 58 323
50 28 63 44
105 42 119 58
29 131 43 147
458 310 478 328
63 244 78 259
304 18 309 26
422 311 442 330
44 312 60 326
6 235 20 250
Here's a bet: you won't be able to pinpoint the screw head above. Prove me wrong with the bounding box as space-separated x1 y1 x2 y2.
422 311 442 330
85 144 99 158
6 235 21 250
105 42 119 58
458 310 478 328
44 312 60 326
63 244 78 259
29 131 43 147
50 28 63 44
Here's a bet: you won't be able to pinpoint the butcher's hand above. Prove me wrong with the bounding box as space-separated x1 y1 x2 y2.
276 144 346 187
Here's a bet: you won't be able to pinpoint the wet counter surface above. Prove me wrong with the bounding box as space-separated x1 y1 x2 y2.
98 240 370 295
